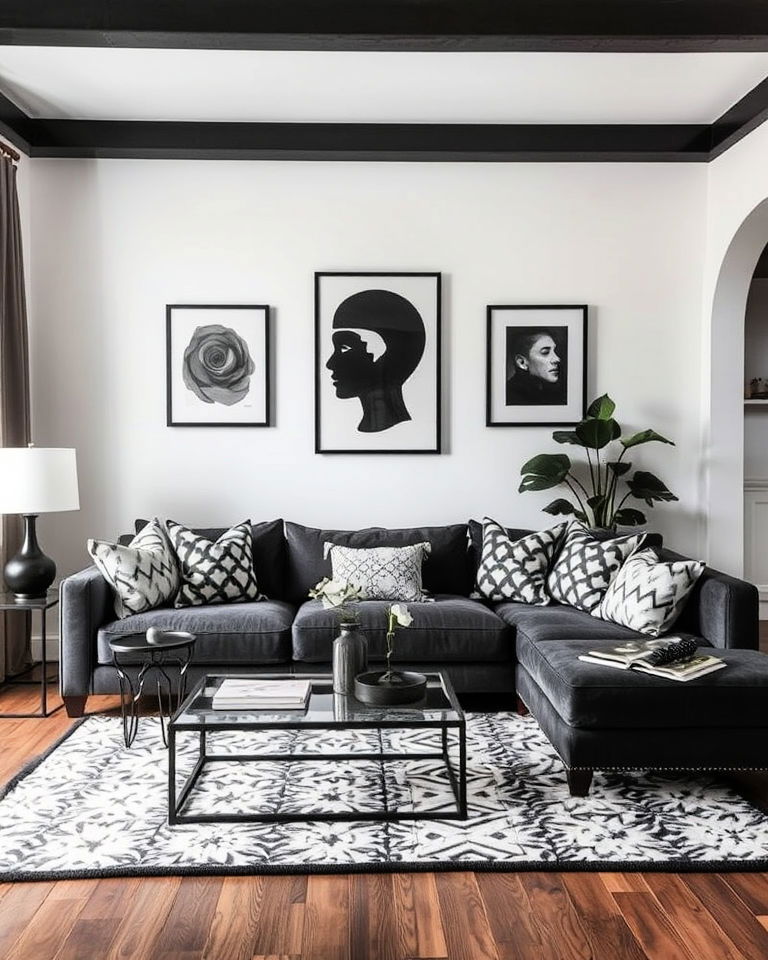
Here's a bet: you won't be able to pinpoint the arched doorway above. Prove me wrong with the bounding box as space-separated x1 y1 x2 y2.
707 198 768 575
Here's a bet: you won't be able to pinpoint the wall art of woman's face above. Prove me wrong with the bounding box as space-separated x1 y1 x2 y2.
516 333 561 383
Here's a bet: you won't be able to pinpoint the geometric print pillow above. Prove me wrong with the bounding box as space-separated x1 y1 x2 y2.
596 547 705 637
166 519 265 608
546 523 646 613
324 541 431 602
87 517 180 619
475 519 566 605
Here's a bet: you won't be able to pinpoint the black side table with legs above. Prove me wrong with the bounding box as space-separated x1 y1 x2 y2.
0 590 60 718
109 631 196 748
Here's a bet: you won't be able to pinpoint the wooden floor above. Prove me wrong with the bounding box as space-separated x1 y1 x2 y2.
3 671 768 959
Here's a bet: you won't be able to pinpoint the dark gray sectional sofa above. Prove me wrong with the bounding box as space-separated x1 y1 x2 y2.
59 518 759 726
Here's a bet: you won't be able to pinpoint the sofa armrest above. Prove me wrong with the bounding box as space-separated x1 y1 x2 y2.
59 565 112 697
694 569 759 650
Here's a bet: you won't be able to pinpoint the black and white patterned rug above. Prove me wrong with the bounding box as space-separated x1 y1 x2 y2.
1 713 767 881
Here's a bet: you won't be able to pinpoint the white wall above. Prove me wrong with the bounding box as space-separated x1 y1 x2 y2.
27 159 707 579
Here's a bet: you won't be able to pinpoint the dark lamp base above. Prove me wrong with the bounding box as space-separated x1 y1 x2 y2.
3 515 56 601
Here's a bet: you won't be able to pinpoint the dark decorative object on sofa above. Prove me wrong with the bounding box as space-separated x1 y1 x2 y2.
519 394 677 529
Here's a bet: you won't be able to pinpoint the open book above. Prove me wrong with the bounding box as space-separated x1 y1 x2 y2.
578 639 726 682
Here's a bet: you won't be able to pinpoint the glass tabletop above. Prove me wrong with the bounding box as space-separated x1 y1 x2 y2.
172 673 464 728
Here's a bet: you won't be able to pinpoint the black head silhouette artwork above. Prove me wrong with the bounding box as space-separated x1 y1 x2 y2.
326 289 426 432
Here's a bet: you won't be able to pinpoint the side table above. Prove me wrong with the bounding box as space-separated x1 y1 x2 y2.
109 632 196 747
0 590 60 718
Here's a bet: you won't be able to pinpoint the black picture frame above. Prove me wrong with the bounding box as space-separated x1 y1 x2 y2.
166 304 271 427
486 304 588 427
315 272 442 454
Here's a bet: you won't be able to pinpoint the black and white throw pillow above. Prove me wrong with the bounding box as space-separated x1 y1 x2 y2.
475 519 566 605
547 523 646 613
167 519 264 608
88 517 180 619
324 542 431 602
596 547 705 636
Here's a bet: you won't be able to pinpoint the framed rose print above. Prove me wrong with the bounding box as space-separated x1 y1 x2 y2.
315 272 441 454
166 304 270 427
486 304 588 427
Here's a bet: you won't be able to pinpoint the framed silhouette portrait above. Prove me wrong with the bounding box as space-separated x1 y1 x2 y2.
486 305 588 427
315 272 441 454
166 304 270 426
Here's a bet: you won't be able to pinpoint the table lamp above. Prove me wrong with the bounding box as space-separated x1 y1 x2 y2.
0 445 79 600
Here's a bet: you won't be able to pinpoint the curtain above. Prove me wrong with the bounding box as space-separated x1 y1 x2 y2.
0 155 31 682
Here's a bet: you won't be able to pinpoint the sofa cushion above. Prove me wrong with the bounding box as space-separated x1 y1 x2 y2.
495 600 651 644
97 600 296 665
136 518 286 600
291 596 511 663
284 521 471 603
511 637 768 731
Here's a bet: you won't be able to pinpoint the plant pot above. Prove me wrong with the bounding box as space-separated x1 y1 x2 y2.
354 670 427 706
332 624 368 695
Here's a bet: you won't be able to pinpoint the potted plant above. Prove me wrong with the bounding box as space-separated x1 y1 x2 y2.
309 577 366 695
518 394 678 530
355 603 427 705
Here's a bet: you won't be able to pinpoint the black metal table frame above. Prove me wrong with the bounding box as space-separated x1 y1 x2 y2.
168 677 468 825
0 595 61 719
113 644 194 748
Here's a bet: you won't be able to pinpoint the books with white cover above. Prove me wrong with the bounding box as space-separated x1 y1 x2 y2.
212 678 311 710
578 653 726 682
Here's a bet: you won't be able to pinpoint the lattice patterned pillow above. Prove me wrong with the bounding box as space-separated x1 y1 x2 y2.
324 542 431 602
596 547 705 636
547 523 646 613
167 519 264 608
475 519 566 605
88 517 180 619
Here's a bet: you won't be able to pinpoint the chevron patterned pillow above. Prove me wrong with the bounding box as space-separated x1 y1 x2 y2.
167 519 265 608
88 517 180 619
475 519 567 604
324 542 431 602
547 523 646 613
596 547 705 636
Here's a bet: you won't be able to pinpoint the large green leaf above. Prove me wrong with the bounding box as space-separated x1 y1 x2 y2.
606 460 632 477
620 429 675 450
574 418 621 450
519 476 565 493
519 453 571 481
552 430 581 445
613 507 647 526
626 471 678 506
586 394 616 420
542 498 576 516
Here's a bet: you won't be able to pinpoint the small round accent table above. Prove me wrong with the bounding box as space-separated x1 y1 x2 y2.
109 632 195 748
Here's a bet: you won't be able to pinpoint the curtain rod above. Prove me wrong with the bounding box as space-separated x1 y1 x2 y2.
0 141 20 163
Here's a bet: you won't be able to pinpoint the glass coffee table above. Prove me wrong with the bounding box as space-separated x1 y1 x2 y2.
168 672 467 824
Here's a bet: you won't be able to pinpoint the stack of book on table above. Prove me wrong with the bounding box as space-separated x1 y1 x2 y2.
211 678 312 710
579 638 726 682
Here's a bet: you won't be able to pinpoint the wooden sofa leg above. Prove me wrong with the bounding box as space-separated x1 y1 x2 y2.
567 769 593 797
515 695 530 716
63 696 87 718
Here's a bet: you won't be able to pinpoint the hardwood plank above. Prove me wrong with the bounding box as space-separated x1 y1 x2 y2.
303 875 350 960
434 872 499 960
5 884 90 960
54 917 124 960
0 882 55 957
392 873 447 959
757 917 768 932
104 877 183 960
561 872 648 960
613 891 695 960
152 876 223 960
683 874 768 960
349 873 399 960
723 873 768 916
201 877 264 960
77 877 140 921
250 875 307 958
518 873 591 960
642 873 747 960
476 873 543 960
600 872 650 894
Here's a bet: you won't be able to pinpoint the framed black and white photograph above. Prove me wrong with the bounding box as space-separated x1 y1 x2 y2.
166 304 270 427
486 305 588 427
315 272 441 454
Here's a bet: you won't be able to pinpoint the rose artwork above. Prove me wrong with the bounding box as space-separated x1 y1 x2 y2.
182 324 255 406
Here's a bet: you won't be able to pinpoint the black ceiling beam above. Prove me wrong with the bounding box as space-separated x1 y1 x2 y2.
1 1 768 52
709 76 768 158
16 119 712 162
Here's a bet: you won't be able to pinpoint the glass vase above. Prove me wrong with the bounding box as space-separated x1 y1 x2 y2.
332 623 368 695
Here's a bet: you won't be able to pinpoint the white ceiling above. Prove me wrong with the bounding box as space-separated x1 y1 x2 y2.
0 48 767 124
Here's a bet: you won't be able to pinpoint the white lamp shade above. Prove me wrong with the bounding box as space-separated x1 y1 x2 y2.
0 447 79 514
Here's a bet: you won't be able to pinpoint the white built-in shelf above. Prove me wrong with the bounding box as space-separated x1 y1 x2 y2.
745 399 768 406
